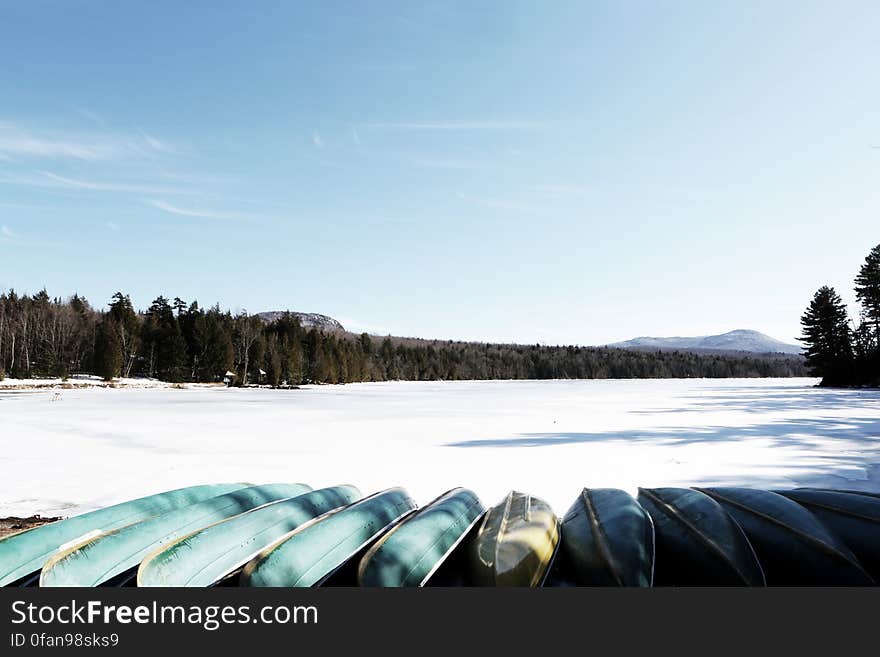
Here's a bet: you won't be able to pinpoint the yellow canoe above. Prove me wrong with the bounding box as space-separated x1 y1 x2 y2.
469 490 559 587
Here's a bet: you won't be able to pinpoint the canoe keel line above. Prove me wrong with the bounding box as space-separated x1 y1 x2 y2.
1 484 877 587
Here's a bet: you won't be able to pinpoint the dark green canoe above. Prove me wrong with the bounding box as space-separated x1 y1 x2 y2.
468 491 560 587
557 488 654 586
0 483 247 587
776 488 880 580
698 487 874 586
241 488 417 587
358 488 484 587
40 483 310 587
637 487 765 586
138 485 361 587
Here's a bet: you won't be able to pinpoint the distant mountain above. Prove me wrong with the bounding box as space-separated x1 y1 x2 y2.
607 329 802 355
256 311 345 332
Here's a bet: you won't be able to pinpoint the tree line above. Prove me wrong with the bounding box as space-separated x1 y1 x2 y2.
0 289 806 385
800 243 880 386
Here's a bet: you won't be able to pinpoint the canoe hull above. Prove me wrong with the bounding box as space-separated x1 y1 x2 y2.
699 487 874 586
469 491 560 587
557 488 654 587
39 483 311 587
358 488 484 587
138 485 361 587
241 488 417 587
0 483 246 587
776 489 880 580
637 487 765 586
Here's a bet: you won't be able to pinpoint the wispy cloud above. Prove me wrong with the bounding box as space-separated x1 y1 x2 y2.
1 225 14 238
0 121 175 161
312 132 324 149
139 131 174 154
366 120 543 131
0 132 110 160
350 126 362 146
105 221 120 231
38 171 181 195
147 199 247 221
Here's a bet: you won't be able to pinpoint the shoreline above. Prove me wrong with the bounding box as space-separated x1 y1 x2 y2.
0 375 818 391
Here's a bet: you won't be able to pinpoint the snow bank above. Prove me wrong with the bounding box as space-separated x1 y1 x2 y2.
0 375 219 389
1 377 878 518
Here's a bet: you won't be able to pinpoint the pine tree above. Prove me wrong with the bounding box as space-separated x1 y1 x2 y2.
855 243 880 343
144 296 188 381
800 286 853 385
94 318 123 381
108 292 141 377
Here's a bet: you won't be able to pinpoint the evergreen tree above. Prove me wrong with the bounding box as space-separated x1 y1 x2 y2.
854 243 880 342
800 286 853 385
94 318 123 381
144 296 188 381
108 292 141 377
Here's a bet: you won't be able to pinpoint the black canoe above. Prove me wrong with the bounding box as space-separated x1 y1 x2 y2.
775 488 880 581
556 488 654 586
698 487 874 586
637 487 765 586
793 488 880 501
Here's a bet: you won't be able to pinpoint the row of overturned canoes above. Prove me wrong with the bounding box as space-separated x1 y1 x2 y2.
1 483 878 587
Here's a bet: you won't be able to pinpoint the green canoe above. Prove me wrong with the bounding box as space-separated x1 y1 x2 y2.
40 483 310 587
557 488 654 586
698 487 874 585
776 488 880 581
358 488 484 587
241 488 417 587
137 485 361 587
0 483 246 587
469 491 560 587
637 487 765 586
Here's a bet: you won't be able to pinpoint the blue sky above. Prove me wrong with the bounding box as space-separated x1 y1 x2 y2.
1 1 878 345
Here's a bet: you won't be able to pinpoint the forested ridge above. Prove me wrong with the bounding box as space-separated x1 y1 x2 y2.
0 290 806 385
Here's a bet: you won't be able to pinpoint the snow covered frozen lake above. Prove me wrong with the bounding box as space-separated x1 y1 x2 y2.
2 377 879 518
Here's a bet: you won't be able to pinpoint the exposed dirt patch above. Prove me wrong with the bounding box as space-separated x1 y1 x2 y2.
0 515 61 539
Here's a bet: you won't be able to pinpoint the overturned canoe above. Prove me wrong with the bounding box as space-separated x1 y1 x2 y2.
358 488 484 587
558 488 654 586
637 487 765 586
0 483 246 587
698 487 874 586
469 491 559 587
776 488 880 580
241 488 417 587
138 485 361 587
40 483 310 587
794 488 880 501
